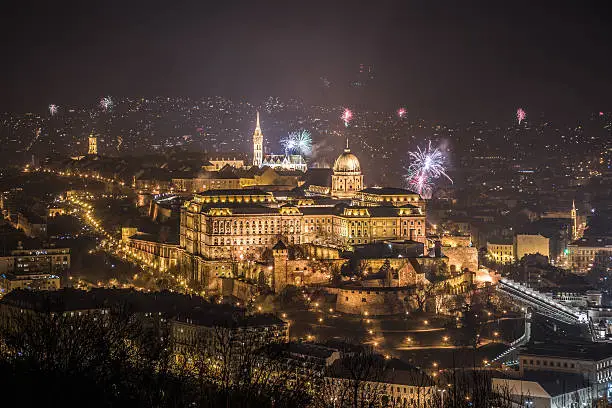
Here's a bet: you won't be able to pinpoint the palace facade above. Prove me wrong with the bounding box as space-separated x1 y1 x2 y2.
174 115 432 293
179 189 426 261
178 141 428 287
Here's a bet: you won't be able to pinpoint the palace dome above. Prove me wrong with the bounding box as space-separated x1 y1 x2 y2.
333 144 361 173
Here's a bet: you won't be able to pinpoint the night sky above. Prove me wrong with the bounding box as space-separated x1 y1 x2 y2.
2 0 611 121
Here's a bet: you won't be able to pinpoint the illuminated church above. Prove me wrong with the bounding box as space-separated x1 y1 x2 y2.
252 112 307 172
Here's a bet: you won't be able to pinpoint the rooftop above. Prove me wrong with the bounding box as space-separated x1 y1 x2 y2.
359 187 420 196
0 288 225 315
329 356 433 386
569 236 612 247
520 341 612 361
195 188 271 196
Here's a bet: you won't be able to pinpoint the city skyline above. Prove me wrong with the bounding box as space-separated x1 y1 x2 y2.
2 1 612 121
1 2 612 407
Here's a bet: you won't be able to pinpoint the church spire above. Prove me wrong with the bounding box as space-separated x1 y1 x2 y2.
345 138 350 152
571 199 578 240
252 111 263 167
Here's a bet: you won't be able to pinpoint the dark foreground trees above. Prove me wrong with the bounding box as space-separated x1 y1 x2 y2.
0 305 305 408
0 303 514 408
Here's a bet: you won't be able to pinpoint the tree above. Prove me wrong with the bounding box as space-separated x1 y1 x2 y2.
411 277 446 313
329 262 343 286
312 348 388 408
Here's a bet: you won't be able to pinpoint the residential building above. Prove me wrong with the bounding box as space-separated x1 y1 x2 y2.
567 236 612 273
487 240 515 264
0 247 70 275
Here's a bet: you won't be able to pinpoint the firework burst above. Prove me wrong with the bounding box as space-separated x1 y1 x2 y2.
516 108 526 124
341 108 353 127
397 108 406 118
281 130 312 156
280 135 296 153
404 141 452 199
100 96 113 111
49 104 58 116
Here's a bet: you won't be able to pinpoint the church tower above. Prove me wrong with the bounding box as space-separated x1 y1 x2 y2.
88 133 97 155
571 200 578 240
252 111 263 167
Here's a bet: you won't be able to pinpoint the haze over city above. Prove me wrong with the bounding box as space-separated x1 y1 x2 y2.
0 1 611 408
2 1 612 120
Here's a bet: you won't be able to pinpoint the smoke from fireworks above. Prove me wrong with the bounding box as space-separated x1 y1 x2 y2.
281 130 312 156
404 141 452 199
49 104 58 116
516 108 526 124
100 96 113 111
397 108 406 118
341 108 353 127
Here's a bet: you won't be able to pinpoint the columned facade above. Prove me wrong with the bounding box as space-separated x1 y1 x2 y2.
331 141 363 199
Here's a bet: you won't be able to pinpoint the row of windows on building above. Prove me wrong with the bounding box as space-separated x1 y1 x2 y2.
212 227 298 235
207 218 423 230
523 359 576 368
211 219 300 228
211 237 300 247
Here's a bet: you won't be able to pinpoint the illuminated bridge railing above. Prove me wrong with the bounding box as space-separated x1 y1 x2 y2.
492 313 531 364
498 278 588 325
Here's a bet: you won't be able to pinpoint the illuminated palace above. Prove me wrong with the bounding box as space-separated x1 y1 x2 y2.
253 112 307 172
178 141 427 285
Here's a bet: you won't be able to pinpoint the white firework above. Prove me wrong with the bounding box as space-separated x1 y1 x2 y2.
281 130 312 156
100 96 113 111
49 104 58 116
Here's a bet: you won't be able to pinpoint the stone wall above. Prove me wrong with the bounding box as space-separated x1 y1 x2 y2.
302 243 342 260
442 246 478 273
329 286 414 316
220 278 259 302
441 236 471 247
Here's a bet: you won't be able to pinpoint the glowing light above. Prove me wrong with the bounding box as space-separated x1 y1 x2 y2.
404 141 453 199
397 107 406 118
49 104 58 116
100 96 113 111
341 108 353 127
599 112 604 116
516 108 526 124
281 130 312 155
